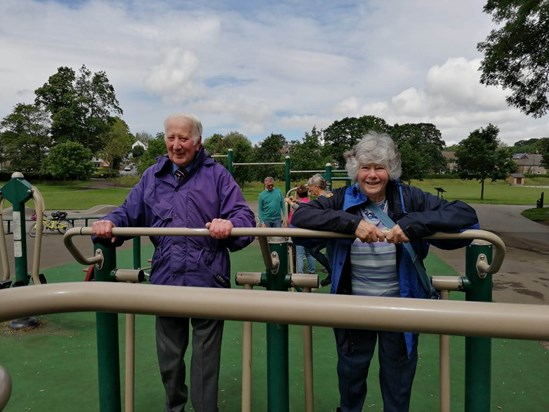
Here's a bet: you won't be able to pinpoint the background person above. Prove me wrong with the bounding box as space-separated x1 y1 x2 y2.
306 173 333 286
286 184 316 274
292 132 479 412
258 176 285 227
91 113 256 412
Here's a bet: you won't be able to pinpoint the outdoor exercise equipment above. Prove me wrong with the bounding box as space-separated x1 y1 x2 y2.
0 172 48 329
57 224 508 412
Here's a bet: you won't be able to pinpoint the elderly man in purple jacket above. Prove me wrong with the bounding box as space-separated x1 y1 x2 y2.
92 113 256 412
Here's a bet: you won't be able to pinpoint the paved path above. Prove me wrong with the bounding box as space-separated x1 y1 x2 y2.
432 204 549 305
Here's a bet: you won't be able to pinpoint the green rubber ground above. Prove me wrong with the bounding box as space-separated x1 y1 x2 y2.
1 243 547 411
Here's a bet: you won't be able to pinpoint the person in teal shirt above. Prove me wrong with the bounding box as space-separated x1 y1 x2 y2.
258 176 285 227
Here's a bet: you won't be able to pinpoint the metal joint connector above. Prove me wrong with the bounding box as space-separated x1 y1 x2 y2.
113 269 145 283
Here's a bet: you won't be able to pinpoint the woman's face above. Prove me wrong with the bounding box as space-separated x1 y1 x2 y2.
357 163 389 202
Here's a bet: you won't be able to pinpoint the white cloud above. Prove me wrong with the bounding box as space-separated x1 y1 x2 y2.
0 0 548 146
144 48 203 103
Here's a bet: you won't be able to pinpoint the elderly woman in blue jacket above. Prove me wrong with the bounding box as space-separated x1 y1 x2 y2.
291 132 479 412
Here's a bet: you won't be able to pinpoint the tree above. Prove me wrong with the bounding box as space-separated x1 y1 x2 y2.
34 65 122 152
477 1 549 117
138 133 166 173
537 137 549 169
203 131 254 186
455 124 516 199
391 123 447 181
253 133 287 181
132 145 145 159
99 117 133 171
41 141 94 180
322 115 391 166
135 131 154 143
203 133 224 154
512 138 541 154
288 127 330 174
0 103 51 173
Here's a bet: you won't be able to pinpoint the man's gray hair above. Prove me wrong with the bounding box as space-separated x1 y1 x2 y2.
164 113 203 144
344 132 402 181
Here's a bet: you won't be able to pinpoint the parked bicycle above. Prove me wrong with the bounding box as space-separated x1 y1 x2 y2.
29 211 73 237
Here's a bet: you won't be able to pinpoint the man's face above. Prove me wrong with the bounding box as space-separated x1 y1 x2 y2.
265 181 274 191
165 118 201 167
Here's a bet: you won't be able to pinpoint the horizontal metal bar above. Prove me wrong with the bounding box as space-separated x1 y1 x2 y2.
65 227 506 275
232 162 285 166
0 282 547 341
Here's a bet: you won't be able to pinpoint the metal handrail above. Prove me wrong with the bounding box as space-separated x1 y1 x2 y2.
64 227 506 275
0 282 547 340
0 365 11 411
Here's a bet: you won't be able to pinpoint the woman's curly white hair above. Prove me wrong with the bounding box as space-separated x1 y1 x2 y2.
344 132 402 181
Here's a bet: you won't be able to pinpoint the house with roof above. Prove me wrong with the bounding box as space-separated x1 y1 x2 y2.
512 153 547 175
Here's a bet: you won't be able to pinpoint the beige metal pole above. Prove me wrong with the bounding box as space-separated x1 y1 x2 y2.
439 289 451 412
2 283 548 341
0 365 11 411
302 287 314 412
241 284 253 412
63 228 507 276
30 186 46 285
125 313 135 412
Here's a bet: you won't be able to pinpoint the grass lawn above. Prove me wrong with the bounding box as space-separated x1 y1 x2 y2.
4 175 548 222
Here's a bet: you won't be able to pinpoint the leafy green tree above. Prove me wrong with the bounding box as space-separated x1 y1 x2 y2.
322 115 391 166
511 138 540 154
138 133 166 173
0 103 51 173
131 145 145 159
537 137 549 169
41 141 94 180
204 131 254 186
99 117 133 171
203 133 224 154
253 133 287 181
135 131 153 143
455 124 517 199
288 126 330 176
391 123 446 181
477 1 549 117
34 65 122 152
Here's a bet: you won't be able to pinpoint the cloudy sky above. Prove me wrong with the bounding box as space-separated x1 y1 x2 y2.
1 0 549 147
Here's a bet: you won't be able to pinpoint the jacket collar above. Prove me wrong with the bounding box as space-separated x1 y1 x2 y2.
153 147 213 177
343 180 403 213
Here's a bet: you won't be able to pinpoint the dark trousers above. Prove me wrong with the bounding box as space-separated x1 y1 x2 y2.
156 316 224 412
334 328 418 412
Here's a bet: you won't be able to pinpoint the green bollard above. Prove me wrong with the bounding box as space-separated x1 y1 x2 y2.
464 240 493 412
0 172 38 329
0 173 33 286
94 243 121 412
264 237 291 412
284 156 291 197
324 163 333 192
227 148 234 176
133 236 141 270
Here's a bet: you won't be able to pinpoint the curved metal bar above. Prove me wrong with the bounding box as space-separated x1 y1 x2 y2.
0 365 11 411
0 197 11 281
30 186 46 285
64 227 506 275
0 282 547 340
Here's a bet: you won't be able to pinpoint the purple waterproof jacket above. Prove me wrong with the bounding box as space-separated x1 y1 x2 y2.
100 149 256 288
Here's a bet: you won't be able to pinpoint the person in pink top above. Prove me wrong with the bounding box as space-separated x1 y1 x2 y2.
286 185 316 274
